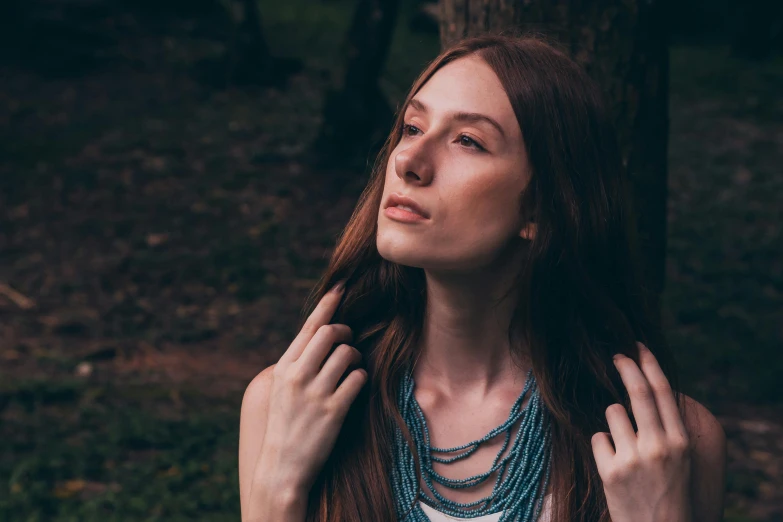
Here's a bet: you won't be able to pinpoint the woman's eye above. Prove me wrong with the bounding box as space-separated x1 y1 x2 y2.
459 134 483 150
401 123 420 136
400 123 484 152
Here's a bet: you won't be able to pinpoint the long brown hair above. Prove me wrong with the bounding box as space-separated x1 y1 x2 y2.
298 33 682 522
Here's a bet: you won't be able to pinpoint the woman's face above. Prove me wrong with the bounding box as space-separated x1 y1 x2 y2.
377 55 533 272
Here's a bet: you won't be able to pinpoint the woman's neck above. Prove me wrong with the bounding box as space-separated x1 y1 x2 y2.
412 260 531 402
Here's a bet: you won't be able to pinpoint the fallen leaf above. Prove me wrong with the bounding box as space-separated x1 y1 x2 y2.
146 233 169 247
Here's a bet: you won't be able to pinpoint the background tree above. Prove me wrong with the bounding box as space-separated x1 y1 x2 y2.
308 0 401 171
196 0 301 87
731 0 783 60
439 0 670 326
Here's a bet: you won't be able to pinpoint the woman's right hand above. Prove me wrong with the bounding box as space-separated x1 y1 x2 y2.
249 280 367 502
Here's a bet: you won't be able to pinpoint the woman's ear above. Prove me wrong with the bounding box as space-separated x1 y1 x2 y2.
519 221 536 241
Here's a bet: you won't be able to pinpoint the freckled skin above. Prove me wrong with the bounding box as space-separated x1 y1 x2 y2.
377 56 533 272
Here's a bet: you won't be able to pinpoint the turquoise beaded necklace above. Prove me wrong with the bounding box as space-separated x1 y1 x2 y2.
391 364 552 522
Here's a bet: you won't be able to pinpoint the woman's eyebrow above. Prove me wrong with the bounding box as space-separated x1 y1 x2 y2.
407 98 506 139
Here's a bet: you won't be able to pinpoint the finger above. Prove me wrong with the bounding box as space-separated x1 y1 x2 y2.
605 403 637 456
636 342 688 439
316 343 363 391
278 280 347 368
296 324 354 378
591 432 615 476
613 353 665 436
332 367 368 410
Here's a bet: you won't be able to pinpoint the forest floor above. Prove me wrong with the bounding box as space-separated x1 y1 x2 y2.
1 0 782 520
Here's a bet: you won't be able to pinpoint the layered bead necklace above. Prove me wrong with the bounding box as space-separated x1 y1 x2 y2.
391 365 552 522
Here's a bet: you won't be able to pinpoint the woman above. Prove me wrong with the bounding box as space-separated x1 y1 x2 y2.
238 34 727 522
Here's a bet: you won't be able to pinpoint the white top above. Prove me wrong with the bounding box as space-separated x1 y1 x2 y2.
418 492 552 522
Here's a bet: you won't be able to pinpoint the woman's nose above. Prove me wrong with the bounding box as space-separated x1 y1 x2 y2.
394 140 434 184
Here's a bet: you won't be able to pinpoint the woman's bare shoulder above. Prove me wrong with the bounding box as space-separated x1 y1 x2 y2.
680 393 727 522
240 363 276 439
244 363 276 402
238 364 276 517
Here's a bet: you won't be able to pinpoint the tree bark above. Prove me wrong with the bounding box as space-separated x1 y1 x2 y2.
731 0 783 60
439 0 669 326
309 0 401 169
196 0 301 88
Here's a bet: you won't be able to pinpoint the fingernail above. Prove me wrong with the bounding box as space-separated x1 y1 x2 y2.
332 279 347 292
613 354 622 362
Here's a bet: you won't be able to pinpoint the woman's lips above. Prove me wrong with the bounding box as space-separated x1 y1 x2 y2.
384 206 429 222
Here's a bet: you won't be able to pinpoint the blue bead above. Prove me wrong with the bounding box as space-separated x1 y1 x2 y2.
391 365 552 521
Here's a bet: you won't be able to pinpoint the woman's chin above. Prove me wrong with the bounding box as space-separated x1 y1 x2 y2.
376 239 425 267
377 249 428 269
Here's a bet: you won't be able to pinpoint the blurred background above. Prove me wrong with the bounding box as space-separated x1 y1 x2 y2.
0 0 781 520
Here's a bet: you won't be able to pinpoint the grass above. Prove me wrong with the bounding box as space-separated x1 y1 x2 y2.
2 378 240 521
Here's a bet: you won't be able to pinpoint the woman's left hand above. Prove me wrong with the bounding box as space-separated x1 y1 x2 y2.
591 342 693 522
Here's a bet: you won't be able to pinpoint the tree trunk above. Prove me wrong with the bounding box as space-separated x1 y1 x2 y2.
227 0 303 86
439 0 669 326
196 0 301 88
237 0 271 68
309 0 401 170
731 0 783 60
